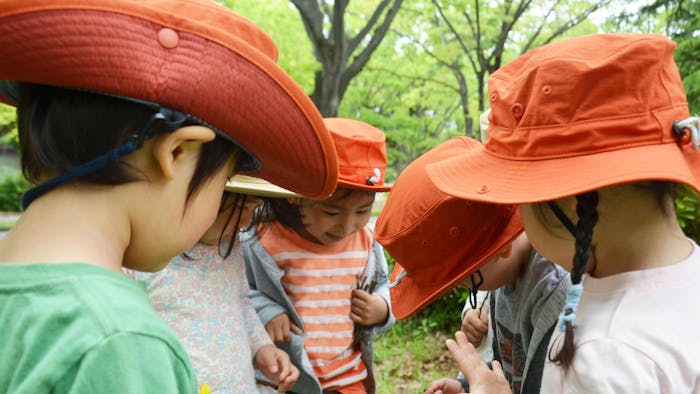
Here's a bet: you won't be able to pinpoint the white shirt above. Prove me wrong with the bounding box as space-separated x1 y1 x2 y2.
541 239 700 393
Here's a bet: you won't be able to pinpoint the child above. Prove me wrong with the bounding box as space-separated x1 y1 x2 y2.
373 136 562 394
242 118 396 394
428 33 700 392
426 233 569 394
0 0 337 392
127 176 302 393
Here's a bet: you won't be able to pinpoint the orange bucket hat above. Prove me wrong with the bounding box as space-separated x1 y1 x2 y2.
375 137 523 320
428 33 698 204
324 118 392 192
0 0 337 199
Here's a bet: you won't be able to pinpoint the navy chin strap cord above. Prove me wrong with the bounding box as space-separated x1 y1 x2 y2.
547 201 576 237
20 107 188 210
468 269 484 309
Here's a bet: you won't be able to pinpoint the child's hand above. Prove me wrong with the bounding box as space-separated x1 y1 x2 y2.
461 307 489 347
446 331 510 394
424 378 465 394
265 313 302 343
254 344 300 393
350 289 388 326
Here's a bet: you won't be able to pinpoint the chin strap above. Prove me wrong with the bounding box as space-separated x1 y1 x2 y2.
21 107 188 210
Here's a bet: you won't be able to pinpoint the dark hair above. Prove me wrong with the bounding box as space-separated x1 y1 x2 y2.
17 83 236 206
548 191 599 372
214 193 271 258
547 181 676 371
265 188 375 230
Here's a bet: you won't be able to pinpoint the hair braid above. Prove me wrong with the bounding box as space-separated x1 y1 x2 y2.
549 191 599 372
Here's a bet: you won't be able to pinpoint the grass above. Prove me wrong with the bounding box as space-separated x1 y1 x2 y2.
374 320 460 393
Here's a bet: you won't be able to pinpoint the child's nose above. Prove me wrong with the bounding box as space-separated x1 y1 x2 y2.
338 215 359 236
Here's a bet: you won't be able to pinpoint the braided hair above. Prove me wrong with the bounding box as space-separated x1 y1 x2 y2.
549 191 599 372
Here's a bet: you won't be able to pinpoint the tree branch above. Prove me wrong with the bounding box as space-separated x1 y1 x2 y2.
348 0 391 54
392 29 453 69
291 0 327 61
536 1 607 50
366 65 459 93
341 0 404 88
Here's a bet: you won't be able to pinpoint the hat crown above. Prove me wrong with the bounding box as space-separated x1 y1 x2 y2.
485 33 689 160
324 118 390 191
0 0 338 199
377 137 519 280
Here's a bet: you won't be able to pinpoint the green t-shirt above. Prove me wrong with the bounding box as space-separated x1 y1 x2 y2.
0 263 198 393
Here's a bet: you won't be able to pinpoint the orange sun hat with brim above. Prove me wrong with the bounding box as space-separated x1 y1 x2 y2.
0 0 337 200
225 175 300 198
324 118 392 192
427 33 699 205
375 137 523 320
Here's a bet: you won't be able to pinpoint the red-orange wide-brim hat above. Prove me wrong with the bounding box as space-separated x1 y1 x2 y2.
375 137 523 320
428 34 698 204
324 118 392 192
0 0 337 199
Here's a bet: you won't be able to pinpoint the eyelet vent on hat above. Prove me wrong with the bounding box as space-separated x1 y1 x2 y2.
511 103 524 120
448 226 461 237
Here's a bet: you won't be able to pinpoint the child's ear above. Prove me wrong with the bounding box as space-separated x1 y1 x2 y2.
153 126 216 179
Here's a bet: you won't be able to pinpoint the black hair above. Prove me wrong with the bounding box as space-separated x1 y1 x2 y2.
265 188 376 230
17 83 236 206
548 191 599 372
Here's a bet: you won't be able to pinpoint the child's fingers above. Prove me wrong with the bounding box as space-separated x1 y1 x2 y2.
349 311 366 325
259 350 279 375
351 292 369 309
290 322 302 335
277 364 300 393
350 302 367 317
275 352 288 379
351 289 371 301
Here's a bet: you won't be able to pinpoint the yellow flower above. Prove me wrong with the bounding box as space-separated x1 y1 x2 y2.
199 384 211 394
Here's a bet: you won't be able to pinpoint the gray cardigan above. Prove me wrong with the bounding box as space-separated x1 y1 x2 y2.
241 227 395 394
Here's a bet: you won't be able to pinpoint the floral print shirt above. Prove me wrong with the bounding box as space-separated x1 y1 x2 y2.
129 242 271 393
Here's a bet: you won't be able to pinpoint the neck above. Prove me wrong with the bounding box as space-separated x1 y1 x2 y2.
0 186 130 273
589 191 691 277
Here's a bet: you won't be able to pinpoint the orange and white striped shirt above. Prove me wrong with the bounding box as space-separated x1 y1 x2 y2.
259 221 371 391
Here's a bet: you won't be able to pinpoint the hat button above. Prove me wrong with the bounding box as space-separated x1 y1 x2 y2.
158 28 179 49
449 226 461 237
478 184 491 194
511 103 524 120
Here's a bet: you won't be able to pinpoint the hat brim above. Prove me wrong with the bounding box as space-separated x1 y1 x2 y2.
0 0 337 199
336 181 392 192
428 142 700 205
225 175 300 198
389 209 524 320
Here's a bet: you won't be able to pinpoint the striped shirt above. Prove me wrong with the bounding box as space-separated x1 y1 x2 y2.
260 221 371 391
